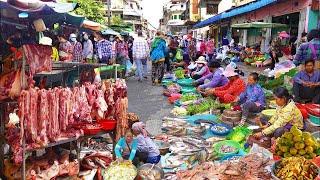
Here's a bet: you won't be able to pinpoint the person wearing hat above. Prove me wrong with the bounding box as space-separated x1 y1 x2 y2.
194 61 228 91
205 65 245 103
191 56 210 80
39 36 59 62
69 33 82 62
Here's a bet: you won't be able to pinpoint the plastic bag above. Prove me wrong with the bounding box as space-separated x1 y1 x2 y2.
126 59 132 71
249 143 273 159
175 49 183 62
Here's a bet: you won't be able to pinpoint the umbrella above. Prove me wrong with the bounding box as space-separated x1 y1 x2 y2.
101 28 119 36
278 31 290 39
231 22 288 29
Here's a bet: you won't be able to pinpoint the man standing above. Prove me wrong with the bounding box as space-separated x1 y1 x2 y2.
294 29 320 70
293 59 320 104
133 31 149 82
93 32 112 64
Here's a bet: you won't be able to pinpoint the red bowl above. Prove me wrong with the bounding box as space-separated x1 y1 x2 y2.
82 124 102 135
98 120 117 131
83 128 101 135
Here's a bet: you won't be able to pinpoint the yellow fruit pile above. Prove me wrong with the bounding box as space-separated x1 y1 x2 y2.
275 126 319 159
275 157 319 180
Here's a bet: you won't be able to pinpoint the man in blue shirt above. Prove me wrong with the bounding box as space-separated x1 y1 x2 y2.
235 72 266 124
293 59 320 104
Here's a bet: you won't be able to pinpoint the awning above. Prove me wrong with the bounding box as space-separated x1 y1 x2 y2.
193 0 278 29
101 29 120 36
82 20 101 31
231 22 288 28
221 0 278 19
193 13 222 29
0 0 76 14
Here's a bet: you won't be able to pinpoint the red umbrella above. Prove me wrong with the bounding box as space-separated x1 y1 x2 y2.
278 31 290 39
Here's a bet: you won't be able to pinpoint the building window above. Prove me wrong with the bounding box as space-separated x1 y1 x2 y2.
206 4 218 14
179 15 182 19
174 15 178 19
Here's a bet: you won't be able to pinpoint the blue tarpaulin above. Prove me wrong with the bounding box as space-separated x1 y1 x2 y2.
193 0 278 28
193 13 222 29
221 0 277 19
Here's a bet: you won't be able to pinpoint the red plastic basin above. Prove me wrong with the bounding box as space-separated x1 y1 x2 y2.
98 120 117 131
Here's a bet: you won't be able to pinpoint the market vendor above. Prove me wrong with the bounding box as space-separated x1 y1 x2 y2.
253 87 303 139
115 130 138 164
204 65 245 103
193 61 228 91
293 59 320 104
57 34 73 62
191 56 210 80
236 72 266 125
132 122 161 164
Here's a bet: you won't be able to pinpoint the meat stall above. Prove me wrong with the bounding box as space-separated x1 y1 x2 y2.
0 44 129 179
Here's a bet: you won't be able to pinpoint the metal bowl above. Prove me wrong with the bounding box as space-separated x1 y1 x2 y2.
137 163 164 180
154 140 170 155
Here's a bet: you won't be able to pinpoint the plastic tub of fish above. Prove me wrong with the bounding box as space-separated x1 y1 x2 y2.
138 163 164 180
210 123 231 136
213 140 241 158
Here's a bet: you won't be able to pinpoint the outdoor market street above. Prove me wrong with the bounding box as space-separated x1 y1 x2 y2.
127 75 171 135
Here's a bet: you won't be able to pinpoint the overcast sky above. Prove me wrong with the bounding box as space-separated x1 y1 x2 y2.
142 0 169 29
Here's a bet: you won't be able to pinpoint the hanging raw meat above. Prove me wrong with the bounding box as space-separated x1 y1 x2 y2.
0 69 27 100
23 44 52 76
28 87 38 143
37 89 49 146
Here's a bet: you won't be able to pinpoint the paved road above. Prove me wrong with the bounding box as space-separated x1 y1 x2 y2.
126 62 264 135
127 76 171 135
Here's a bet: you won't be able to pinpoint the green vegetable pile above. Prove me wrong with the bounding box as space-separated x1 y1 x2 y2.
174 68 185 79
186 98 222 115
227 126 252 143
180 93 199 102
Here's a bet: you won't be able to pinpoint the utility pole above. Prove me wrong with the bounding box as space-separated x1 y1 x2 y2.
107 0 111 26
